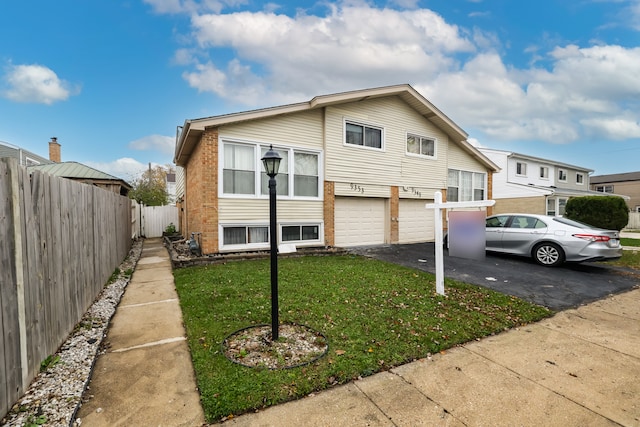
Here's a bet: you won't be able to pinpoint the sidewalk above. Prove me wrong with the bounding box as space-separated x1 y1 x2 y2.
75 238 205 426
76 238 639 426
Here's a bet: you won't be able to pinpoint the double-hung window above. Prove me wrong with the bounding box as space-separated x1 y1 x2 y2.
447 169 486 202
260 147 289 196
294 152 319 197
540 166 549 179
576 173 584 185
223 141 320 198
407 134 435 157
223 143 255 195
345 121 383 149
516 162 527 176
558 169 567 182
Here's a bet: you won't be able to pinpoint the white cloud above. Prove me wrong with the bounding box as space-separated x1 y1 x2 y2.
128 134 176 156
171 2 640 146
2 64 79 105
183 5 474 104
84 158 149 182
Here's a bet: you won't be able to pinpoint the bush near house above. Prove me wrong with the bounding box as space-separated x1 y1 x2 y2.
565 196 629 230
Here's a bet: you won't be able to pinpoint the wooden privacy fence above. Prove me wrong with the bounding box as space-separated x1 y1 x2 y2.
141 204 179 238
0 158 132 420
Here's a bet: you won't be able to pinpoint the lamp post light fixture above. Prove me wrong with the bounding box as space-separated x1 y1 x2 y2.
261 145 282 341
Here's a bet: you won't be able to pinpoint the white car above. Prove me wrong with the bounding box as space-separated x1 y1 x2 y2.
482 214 622 267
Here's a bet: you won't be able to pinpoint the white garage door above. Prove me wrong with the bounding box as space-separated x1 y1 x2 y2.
399 199 434 243
335 197 386 246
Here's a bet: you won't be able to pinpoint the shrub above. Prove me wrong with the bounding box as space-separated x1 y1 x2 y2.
564 196 629 230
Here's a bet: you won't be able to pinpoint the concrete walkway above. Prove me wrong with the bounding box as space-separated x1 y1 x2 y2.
75 238 205 426
76 237 640 426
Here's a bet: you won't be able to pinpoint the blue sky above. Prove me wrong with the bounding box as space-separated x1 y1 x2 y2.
1 0 639 181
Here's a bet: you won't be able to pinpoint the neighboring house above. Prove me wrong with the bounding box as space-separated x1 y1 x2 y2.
0 139 52 166
174 84 499 255
166 171 177 205
590 172 640 212
478 148 615 216
2 137 131 195
29 162 132 196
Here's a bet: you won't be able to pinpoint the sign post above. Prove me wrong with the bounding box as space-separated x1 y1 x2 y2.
425 192 495 295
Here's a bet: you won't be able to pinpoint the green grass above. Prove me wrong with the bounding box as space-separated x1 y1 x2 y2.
621 237 640 247
174 255 552 422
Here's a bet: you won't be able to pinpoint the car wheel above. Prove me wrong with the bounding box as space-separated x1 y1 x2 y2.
533 242 564 267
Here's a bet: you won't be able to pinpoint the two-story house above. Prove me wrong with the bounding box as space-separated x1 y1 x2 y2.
590 172 640 213
174 84 499 255
478 148 609 216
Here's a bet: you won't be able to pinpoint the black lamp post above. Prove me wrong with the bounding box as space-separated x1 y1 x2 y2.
261 145 282 341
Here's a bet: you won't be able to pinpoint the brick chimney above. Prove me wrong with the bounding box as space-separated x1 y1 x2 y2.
49 137 61 162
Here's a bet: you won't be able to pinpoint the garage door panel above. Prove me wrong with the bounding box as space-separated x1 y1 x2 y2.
399 199 434 243
335 198 385 246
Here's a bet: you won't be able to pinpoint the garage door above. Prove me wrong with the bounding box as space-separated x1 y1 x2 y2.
335 197 386 246
399 199 434 243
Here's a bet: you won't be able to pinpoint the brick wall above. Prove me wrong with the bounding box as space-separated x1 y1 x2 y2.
185 129 219 254
493 196 545 215
390 186 399 243
323 181 335 246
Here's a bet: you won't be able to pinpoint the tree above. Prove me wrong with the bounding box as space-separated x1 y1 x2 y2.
129 164 170 206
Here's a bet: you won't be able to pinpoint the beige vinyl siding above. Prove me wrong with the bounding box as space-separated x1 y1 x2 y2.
447 139 487 173
218 199 323 222
324 96 450 189
220 109 323 150
334 182 390 198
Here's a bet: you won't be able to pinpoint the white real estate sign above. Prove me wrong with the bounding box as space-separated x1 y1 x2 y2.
425 192 495 295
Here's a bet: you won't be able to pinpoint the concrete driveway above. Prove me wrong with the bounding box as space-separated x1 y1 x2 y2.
350 242 640 311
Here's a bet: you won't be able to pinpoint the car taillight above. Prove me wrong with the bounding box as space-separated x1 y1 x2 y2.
572 234 611 242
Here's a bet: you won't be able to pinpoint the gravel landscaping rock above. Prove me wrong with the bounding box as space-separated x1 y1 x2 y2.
1 240 143 427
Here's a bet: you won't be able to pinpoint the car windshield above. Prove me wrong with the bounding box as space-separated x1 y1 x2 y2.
553 217 599 230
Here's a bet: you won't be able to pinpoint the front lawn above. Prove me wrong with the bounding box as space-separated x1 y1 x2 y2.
173 254 551 422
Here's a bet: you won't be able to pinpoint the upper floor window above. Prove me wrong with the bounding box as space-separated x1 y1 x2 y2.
406 134 435 158
447 169 486 202
223 143 255 195
558 169 567 182
540 166 549 179
223 141 320 198
595 185 614 193
576 173 584 185
516 162 527 176
345 121 383 149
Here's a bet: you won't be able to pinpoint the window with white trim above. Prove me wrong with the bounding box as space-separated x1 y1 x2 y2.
576 173 584 185
447 169 486 202
223 143 255 195
222 141 320 199
281 224 320 243
595 185 614 193
222 225 269 246
516 162 527 176
540 166 549 179
406 134 435 158
345 121 383 149
558 169 567 182
260 147 289 196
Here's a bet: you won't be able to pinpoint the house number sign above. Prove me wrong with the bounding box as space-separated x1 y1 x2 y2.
349 183 365 194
